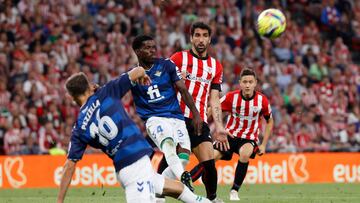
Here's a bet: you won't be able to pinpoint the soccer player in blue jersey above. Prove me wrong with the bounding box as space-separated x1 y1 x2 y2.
57 69 211 203
130 35 202 192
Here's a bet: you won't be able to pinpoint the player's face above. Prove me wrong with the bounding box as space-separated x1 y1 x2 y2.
190 28 210 54
239 75 257 97
138 40 156 64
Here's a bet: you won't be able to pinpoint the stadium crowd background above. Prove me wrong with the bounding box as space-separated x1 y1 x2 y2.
0 0 359 155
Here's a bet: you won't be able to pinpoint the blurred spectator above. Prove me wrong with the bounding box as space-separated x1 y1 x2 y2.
38 120 59 154
4 117 26 155
0 0 359 155
0 80 10 111
168 25 187 49
295 124 314 152
321 0 340 27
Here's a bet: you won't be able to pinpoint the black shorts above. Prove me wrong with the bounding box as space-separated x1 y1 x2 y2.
214 136 258 161
185 117 212 149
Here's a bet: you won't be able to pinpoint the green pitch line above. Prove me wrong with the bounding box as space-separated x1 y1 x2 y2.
0 183 359 203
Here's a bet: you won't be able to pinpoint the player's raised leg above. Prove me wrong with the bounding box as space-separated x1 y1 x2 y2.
146 117 193 191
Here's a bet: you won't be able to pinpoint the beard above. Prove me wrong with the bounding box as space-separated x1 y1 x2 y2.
144 56 155 64
194 43 208 54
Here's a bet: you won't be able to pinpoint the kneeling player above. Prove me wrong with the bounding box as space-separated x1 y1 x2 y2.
190 68 274 201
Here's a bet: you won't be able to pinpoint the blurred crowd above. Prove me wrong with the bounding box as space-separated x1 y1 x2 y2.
0 0 359 155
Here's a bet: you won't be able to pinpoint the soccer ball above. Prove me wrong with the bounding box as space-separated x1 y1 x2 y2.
256 9 286 39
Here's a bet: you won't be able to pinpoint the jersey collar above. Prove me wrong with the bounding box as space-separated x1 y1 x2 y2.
240 90 256 101
189 49 209 60
138 58 158 72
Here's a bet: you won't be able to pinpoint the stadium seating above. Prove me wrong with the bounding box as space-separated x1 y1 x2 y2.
0 0 359 155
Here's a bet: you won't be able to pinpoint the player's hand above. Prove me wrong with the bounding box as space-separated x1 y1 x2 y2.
181 70 187 79
215 141 229 152
138 74 152 86
213 128 232 151
192 113 203 136
258 144 266 156
92 83 100 92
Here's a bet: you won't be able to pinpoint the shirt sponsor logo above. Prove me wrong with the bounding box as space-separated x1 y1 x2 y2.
185 72 211 84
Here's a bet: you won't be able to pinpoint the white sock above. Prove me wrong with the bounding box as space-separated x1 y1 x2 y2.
178 153 189 169
178 186 210 203
161 139 184 180
162 153 189 179
162 166 177 179
153 173 165 195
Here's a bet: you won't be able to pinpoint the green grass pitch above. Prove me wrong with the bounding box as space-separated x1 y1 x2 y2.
1 183 359 203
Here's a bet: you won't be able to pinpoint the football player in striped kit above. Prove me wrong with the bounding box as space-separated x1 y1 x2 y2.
171 22 230 203
190 68 274 201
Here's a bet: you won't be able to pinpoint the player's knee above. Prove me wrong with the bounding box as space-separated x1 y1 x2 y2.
161 138 176 155
239 153 251 162
239 148 253 163
194 142 214 161
239 145 253 162
162 138 182 166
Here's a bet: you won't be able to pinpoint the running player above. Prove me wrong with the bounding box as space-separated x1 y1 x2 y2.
190 68 274 201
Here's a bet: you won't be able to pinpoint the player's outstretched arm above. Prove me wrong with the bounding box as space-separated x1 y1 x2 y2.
258 116 274 156
57 160 77 203
175 79 203 135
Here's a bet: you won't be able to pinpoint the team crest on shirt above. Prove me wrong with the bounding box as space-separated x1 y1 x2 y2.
154 71 162 77
252 106 260 113
252 106 260 117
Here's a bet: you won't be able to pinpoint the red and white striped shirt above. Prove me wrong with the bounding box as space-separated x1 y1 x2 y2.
221 90 272 141
65 42 80 59
4 128 25 155
170 50 223 121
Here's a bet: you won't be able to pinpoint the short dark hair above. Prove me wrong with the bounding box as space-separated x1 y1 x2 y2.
190 22 212 36
240 68 257 79
65 72 90 98
132 35 154 50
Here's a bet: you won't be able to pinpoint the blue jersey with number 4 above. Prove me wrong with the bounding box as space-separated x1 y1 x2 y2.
67 73 153 172
131 58 184 121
